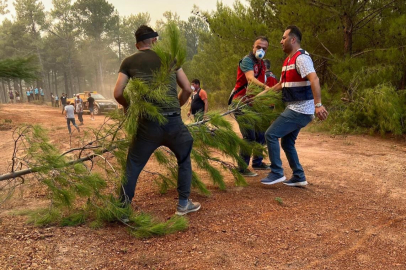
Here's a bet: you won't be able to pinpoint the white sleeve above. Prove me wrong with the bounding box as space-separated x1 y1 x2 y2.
296 54 315 78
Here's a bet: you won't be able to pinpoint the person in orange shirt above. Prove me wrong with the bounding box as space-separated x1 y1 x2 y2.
187 79 208 121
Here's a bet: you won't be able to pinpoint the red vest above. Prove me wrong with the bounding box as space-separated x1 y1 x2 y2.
233 54 266 100
280 49 313 102
265 71 278 87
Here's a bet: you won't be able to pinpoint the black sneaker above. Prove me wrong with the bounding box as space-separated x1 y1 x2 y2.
260 172 286 185
283 176 308 187
239 169 258 177
252 163 271 170
175 199 201 216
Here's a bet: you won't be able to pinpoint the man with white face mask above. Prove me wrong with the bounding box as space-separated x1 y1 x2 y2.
230 36 272 177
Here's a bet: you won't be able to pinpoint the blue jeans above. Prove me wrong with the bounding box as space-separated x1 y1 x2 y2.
121 116 193 203
265 109 313 178
236 114 265 168
66 118 79 133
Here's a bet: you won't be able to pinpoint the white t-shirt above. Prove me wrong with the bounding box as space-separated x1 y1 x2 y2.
286 49 315 115
65 105 75 118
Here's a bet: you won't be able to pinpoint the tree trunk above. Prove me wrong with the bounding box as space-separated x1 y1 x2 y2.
54 70 58 97
342 13 353 56
6 79 11 103
48 71 52 94
399 69 406 90
1 79 6 103
77 74 81 93
64 71 68 97
19 79 24 102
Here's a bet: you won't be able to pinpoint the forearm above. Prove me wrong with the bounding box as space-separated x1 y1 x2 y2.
310 77 321 104
204 100 208 113
113 73 129 107
175 68 192 107
178 90 191 107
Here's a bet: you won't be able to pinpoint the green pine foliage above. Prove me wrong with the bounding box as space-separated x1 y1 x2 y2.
12 123 188 238
0 55 39 80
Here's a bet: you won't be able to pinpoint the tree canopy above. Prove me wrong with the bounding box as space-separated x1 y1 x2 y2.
1 0 405 133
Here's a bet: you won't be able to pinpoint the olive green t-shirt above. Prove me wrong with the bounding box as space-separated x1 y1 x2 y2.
119 49 180 113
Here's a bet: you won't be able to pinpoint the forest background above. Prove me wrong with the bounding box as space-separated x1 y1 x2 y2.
0 0 406 135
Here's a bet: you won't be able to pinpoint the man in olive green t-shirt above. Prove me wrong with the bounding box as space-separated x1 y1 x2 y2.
113 25 201 217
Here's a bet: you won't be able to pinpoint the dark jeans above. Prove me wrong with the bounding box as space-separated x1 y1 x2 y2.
121 116 193 203
61 104 66 114
66 118 79 133
236 115 266 168
265 108 313 179
77 112 83 123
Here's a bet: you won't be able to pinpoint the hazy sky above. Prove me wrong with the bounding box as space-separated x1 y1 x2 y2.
1 0 246 25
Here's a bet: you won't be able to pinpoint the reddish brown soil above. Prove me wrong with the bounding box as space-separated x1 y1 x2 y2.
1 103 406 270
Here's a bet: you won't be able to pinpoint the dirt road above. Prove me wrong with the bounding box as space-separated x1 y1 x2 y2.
1 103 405 269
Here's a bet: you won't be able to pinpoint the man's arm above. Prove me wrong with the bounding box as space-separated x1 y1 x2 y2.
244 70 270 92
176 68 192 106
113 73 130 108
306 72 328 120
200 90 208 114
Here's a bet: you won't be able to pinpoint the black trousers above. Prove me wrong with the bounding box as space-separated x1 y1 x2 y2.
121 116 193 203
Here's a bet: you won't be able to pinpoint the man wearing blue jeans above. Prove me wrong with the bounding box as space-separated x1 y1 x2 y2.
113 25 200 216
64 101 80 134
256 25 329 186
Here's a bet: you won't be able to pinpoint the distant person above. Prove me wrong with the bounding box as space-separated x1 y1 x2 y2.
26 88 31 102
264 59 278 87
60 93 67 114
29 88 34 101
34 87 39 100
74 94 84 125
258 25 329 186
9 90 14 103
55 94 59 107
64 101 80 134
87 93 95 120
15 90 20 103
187 79 208 121
40 88 44 101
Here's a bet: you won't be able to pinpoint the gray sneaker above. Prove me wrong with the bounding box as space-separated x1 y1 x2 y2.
175 199 201 216
283 176 308 187
239 169 258 177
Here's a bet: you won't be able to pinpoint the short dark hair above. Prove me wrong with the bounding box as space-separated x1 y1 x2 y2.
255 36 269 44
264 59 271 69
191 79 200 85
135 25 155 43
286 25 302 43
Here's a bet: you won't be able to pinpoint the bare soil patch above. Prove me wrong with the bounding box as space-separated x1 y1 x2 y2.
1 103 406 270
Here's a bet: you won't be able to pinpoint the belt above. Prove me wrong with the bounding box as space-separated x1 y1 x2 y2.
161 111 180 116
